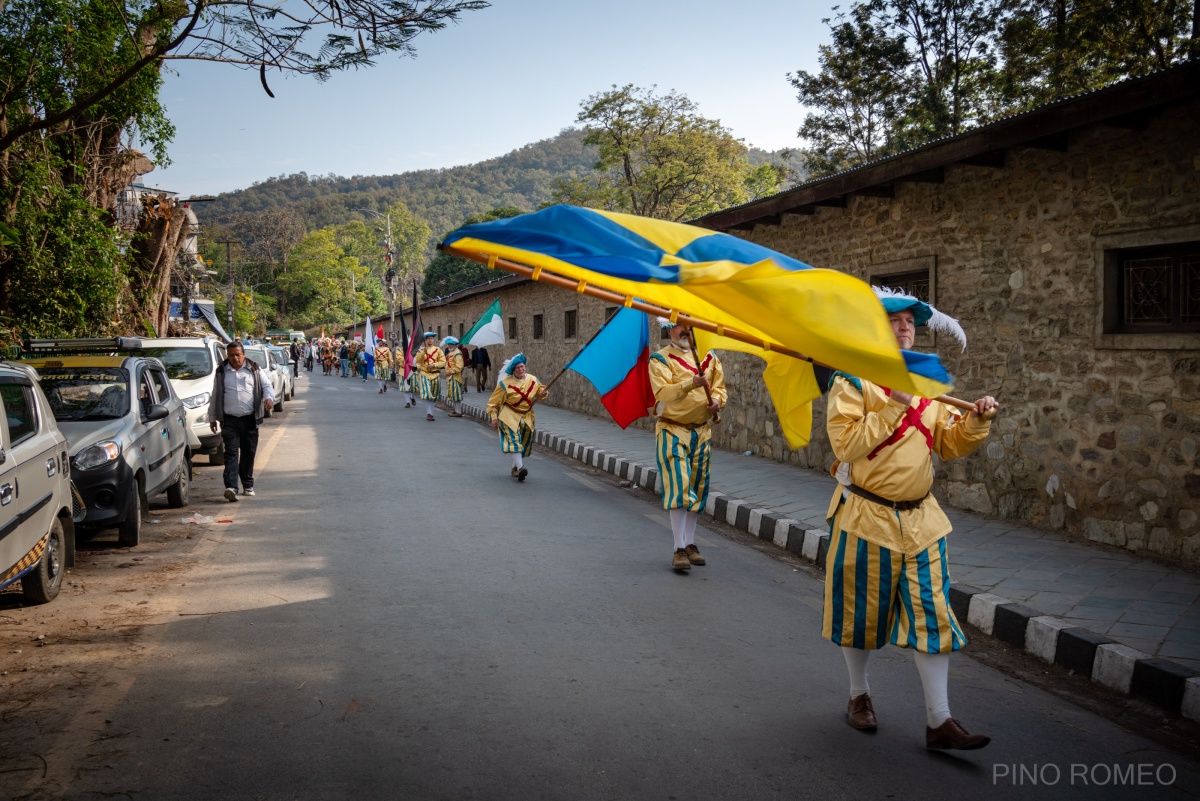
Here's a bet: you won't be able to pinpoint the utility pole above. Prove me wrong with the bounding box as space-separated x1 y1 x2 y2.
217 239 237 338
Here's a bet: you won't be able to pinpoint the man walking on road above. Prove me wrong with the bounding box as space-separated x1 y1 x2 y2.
208 341 275 502
416 332 446 421
648 318 726 572
474 346 491 392
823 286 997 751
339 341 350 377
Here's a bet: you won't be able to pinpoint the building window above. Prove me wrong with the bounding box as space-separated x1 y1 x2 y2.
604 306 619 322
459 322 464 338
1107 242 1200 333
437 325 442 339
871 269 931 302
564 309 578 340
508 316 518 340
532 314 544 341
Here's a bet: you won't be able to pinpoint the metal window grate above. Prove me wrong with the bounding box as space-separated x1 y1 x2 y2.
1123 257 1172 324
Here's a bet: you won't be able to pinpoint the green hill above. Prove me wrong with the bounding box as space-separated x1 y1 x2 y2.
206 128 599 238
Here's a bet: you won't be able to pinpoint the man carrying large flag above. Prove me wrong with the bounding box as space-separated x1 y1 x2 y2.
442 336 466 416
824 286 997 751
649 317 726 572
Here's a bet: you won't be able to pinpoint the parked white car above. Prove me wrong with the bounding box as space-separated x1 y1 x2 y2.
137 336 227 464
0 360 75 604
242 344 285 416
268 346 294 402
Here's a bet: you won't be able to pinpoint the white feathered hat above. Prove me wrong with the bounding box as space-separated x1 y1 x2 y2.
872 285 967 351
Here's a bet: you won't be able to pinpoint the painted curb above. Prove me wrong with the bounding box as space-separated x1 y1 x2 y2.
454 398 1200 723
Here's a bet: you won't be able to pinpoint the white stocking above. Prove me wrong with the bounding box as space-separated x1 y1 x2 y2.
455 401 462 413
669 508 687 550
683 511 699 547
511 453 524 470
425 399 436 415
913 651 952 728
842 647 871 698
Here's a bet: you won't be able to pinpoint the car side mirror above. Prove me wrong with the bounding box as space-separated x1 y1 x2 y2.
145 403 170 421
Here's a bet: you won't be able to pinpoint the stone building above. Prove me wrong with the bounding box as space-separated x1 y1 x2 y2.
423 62 1200 567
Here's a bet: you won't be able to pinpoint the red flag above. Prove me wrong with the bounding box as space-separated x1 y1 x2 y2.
376 324 384 341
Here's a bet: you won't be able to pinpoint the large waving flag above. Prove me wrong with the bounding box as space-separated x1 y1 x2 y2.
363 316 376 376
404 281 424 380
441 206 953 405
566 308 656 428
462 298 505 347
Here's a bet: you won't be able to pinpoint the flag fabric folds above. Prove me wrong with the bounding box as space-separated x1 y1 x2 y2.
363 316 376 376
566 308 656 428
404 282 424 381
462 299 505 347
441 205 954 405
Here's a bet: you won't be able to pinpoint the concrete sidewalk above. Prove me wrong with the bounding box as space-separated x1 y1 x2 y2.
453 392 1200 722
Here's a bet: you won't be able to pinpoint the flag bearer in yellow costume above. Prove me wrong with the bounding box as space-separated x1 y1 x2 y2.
441 336 466 417
416 332 446 421
824 286 998 751
487 354 547 482
649 317 726 573
375 339 393 394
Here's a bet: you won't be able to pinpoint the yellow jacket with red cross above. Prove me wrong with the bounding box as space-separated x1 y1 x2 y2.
825 373 991 555
486 373 545 431
648 344 727 436
417 345 445 376
444 348 464 379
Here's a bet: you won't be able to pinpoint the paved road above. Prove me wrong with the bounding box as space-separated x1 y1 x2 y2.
12 373 1199 800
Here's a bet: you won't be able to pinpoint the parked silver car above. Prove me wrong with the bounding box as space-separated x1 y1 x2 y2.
24 338 191 548
0 360 75 604
242 344 286 416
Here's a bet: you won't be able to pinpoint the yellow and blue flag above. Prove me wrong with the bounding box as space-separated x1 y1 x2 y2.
442 205 955 443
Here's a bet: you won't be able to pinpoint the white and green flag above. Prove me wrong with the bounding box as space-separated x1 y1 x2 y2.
462 298 505 346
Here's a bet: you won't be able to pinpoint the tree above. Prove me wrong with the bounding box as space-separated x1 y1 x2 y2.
278 228 361 328
789 4 912 176
0 0 490 155
239 208 307 320
552 85 785 222
422 206 523 299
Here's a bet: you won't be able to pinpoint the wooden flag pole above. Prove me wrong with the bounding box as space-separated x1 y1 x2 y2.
442 245 979 413
527 310 620 409
685 325 720 424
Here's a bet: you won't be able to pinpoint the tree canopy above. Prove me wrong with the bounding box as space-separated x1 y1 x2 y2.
791 0 1198 177
552 85 786 222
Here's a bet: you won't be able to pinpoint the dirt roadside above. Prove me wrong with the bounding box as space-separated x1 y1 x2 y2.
0 422 286 793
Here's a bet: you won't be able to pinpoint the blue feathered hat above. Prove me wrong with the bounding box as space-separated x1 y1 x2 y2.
422 331 436 339
500 352 526 376
872 286 967 350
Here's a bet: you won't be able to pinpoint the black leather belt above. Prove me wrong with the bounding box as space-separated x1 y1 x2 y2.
847 483 927 511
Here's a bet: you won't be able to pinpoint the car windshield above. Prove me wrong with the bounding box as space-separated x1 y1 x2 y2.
37 368 130 421
140 347 213 380
270 351 286 367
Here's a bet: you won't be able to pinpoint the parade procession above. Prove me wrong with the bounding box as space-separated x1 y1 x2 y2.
7 2 1200 795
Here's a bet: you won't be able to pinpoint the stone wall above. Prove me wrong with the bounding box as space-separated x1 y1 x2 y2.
422 99 1200 567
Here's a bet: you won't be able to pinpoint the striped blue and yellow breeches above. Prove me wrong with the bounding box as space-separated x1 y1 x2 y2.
417 373 440 401
498 420 533 457
445 376 464 403
822 510 967 654
655 424 712 513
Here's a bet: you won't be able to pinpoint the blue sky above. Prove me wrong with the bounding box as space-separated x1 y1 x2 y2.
148 0 830 196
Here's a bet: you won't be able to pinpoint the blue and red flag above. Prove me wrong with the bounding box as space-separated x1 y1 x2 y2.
567 308 656 428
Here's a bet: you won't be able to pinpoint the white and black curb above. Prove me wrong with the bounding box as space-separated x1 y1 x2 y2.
453 398 1200 723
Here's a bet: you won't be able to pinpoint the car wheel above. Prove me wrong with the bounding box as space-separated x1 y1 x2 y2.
210 439 225 466
167 459 190 508
275 396 284 413
23 517 66 604
117 480 141 548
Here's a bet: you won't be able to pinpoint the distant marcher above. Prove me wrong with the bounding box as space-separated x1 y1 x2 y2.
339 342 350 377
486 353 547 481
457 344 472 391
290 341 301 377
416 332 446 421
375 340 393 394
649 318 726 572
823 287 997 751
474 346 491 392
443 337 465 417
208 341 276 501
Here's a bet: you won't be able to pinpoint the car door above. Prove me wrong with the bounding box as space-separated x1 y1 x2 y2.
133 364 170 495
0 375 60 581
147 364 186 478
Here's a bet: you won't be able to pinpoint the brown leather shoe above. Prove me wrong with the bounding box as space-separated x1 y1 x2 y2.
684 544 706 565
846 694 877 731
672 549 691 571
926 718 990 750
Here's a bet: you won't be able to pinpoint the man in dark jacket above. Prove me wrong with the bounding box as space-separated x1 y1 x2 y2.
208 342 276 501
474 346 491 392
